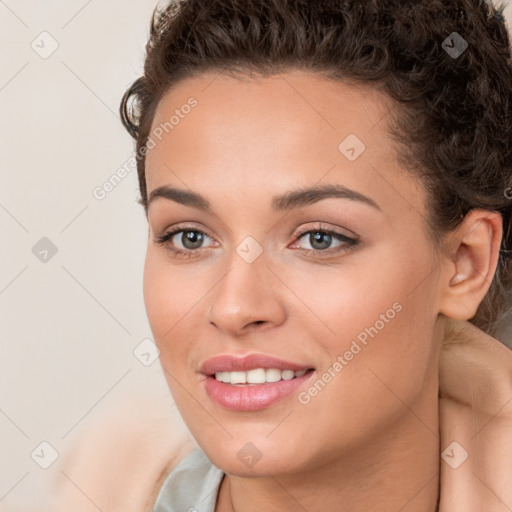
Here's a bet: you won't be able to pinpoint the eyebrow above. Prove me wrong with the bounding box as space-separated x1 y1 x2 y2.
147 183 381 212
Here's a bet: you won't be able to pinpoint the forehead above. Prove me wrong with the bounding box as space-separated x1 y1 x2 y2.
147 70 392 159
145 70 426 219
150 70 391 126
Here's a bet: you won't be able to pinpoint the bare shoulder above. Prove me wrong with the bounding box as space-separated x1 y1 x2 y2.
46 394 197 512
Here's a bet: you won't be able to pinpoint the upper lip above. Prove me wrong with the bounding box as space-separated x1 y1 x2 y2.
200 353 314 375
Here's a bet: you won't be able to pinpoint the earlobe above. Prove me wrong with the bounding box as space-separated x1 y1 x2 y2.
439 210 503 320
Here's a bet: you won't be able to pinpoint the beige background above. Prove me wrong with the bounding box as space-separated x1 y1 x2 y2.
1 0 511 509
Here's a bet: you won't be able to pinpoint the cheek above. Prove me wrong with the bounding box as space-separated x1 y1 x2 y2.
143 248 204 339
142 249 194 361
142 252 202 411
286 256 440 451
288 243 439 396
143 251 169 342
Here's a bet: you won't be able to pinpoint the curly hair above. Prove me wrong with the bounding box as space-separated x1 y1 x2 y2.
120 0 512 346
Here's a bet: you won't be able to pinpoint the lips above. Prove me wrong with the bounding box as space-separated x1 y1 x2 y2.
199 353 313 375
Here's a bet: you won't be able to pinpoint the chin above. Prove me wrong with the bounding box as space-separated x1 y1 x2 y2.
195 433 310 476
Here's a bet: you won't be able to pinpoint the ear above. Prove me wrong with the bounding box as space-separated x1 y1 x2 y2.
439 209 503 320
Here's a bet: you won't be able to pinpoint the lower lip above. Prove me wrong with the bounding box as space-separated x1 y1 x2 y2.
203 371 315 411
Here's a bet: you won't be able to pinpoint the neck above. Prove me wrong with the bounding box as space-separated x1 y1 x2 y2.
217 384 440 512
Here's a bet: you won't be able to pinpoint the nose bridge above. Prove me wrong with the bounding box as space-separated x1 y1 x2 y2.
206 240 286 333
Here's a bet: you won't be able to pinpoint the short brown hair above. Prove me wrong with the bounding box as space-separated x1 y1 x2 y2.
120 0 512 344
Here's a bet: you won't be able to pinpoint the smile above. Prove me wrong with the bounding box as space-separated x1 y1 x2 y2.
214 368 309 385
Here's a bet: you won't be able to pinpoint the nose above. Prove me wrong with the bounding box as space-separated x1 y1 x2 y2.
206 251 287 337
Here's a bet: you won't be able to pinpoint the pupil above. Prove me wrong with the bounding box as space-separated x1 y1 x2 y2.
311 232 331 250
183 231 203 249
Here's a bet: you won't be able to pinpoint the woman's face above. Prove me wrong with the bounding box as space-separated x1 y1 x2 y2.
143 70 445 475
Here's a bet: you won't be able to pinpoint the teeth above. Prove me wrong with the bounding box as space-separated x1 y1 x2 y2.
265 368 282 383
214 368 309 385
230 371 246 384
281 370 295 380
247 368 266 384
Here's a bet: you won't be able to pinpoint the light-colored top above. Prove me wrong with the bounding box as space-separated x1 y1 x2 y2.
153 448 225 512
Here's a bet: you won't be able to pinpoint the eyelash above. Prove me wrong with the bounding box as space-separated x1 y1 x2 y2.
154 223 359 260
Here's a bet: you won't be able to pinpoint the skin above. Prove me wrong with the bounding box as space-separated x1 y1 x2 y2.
142 70 503 512
439 318 512 510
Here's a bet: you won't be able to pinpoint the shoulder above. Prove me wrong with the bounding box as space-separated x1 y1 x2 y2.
46 394 197 512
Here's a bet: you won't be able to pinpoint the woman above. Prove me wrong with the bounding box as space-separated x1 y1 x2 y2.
53 0 512 511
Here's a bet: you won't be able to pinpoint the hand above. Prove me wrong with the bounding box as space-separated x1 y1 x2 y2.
440 317 512 417
438 317 512 511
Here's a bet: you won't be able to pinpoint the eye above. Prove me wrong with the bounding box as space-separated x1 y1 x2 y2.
154 226 215 259
290 223 359 258
153 222 359 260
